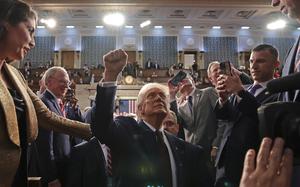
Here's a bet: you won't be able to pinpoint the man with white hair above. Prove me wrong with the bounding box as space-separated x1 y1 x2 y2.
91 49 213 187
36 66 72 187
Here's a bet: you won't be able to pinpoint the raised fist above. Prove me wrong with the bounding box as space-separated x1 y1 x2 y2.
103 49 128 81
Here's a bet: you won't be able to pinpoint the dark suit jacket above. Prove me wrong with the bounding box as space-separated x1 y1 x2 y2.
281 36 300 102
92 85 213 187
65 137 108 187
215 86 278 186
37 90 71 184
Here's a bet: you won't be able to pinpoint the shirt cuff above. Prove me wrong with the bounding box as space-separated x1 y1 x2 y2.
98 81 117 87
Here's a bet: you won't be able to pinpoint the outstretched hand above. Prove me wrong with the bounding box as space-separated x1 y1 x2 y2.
103 49 128 82
240 137 293 187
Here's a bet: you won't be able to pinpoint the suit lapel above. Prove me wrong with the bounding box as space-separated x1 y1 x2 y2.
44 90 63 116
283 37 299 76
138 121 158 155
4 63 38 144
0 73 20 146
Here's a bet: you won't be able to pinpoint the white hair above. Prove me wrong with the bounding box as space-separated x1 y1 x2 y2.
136 83 170 119
44 66 68 84
207 61 220 77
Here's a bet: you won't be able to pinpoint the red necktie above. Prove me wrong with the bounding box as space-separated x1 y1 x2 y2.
58 100 66 117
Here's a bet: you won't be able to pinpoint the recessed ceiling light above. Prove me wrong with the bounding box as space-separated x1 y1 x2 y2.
184 26 192 29
267 19 286 30
297 27 300 30
103 13 125 27
140 20 151 28
96 25 104 28
40 18 56 28
241 26 250 29
66 25 75 28
125 25 134 29
212 26 221 29
154 25 163 29
37 25 45 29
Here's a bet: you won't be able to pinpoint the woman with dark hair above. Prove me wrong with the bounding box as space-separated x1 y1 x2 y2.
0 1 92 186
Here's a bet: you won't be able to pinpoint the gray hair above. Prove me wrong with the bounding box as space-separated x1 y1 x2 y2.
44 66 68 84
207 61 220 77
136 83 170 119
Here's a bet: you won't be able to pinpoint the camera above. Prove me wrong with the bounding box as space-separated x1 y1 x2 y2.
258 102 300 158
220 61 231 75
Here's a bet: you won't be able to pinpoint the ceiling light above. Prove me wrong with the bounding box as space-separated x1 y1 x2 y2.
66 26 75 28
40 18 46 24
96 25 104 28
140 20 151 28
125 25 134 29
37 25 45 29
241 26 250 29
184 26 192 29
267 19 286 30
103 13 125 27
297 27 300 30
46 18 56 28
212 26 221 29
154 25 163 29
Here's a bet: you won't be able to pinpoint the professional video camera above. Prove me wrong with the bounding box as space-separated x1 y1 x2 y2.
258 72 300 158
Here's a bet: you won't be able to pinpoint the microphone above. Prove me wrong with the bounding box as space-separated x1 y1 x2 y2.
267 72 300 93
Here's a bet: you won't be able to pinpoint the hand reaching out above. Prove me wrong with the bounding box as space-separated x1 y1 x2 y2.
240 137 293 187
103 49 128 82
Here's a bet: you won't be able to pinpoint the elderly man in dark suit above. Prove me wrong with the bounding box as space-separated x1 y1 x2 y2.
214 44 280 187
91 49 213 187
36 66 73 187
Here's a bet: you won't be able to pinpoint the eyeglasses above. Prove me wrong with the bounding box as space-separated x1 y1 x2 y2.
51 77 71 87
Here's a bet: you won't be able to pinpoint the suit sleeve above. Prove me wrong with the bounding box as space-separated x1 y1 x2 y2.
91 85 118 146
170 100 186 140
239 72 253 85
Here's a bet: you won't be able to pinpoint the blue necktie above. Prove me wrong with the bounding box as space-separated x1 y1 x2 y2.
249 84 262 96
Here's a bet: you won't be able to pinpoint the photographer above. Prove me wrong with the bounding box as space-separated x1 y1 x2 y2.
214 44 280 187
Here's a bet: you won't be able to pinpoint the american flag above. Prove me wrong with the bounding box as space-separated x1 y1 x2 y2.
119 99 136 114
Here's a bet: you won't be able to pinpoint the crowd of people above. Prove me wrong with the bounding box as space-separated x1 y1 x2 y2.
0 0 299 187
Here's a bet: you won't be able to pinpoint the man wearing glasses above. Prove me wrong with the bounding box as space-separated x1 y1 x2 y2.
36 66 73 187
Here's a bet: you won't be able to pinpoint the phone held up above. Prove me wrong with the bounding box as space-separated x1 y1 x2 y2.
220 61 232 76
170 71 187 86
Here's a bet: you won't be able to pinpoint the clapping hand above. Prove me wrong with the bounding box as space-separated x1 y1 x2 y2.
103 49 128 82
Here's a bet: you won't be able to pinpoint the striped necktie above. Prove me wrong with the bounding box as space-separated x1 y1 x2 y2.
249 84 262 96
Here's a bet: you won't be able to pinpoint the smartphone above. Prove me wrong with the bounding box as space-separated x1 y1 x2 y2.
220 61 231 75
170 71 187 86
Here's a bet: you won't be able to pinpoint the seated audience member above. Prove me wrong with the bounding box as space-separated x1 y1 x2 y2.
240 137 293 187
214 44 280 187
145 58 154 69
162 111 180 136
91 49 213 187
154 61 160 69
